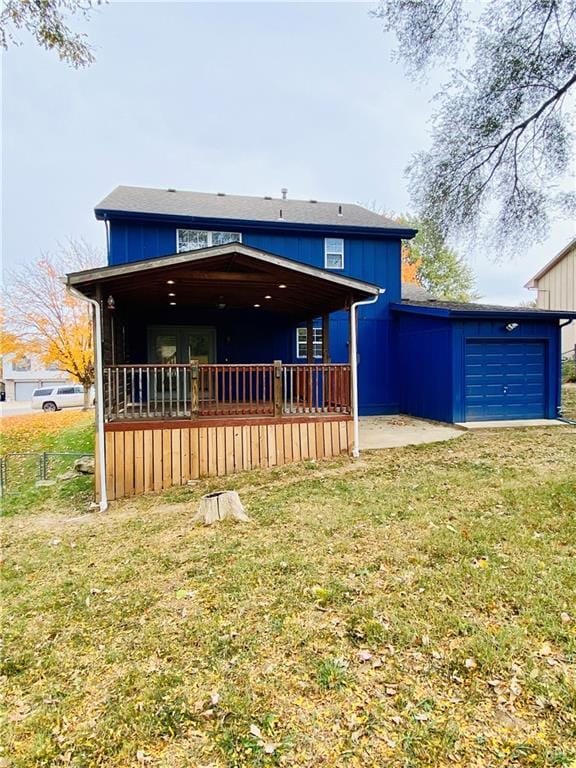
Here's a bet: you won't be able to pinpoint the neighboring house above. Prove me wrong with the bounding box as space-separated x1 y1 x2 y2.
2 355 69 401
66 186 576 502
526 237 576 358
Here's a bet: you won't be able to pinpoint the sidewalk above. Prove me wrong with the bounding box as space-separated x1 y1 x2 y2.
0 401 34 418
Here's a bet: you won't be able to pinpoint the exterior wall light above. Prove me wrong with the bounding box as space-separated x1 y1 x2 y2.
106 295 115 310
505 322 519 332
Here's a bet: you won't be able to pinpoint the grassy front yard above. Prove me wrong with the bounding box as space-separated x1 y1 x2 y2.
3 405 576 768
562 383 576 420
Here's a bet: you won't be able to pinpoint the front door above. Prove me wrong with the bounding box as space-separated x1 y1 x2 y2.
148 326 216 364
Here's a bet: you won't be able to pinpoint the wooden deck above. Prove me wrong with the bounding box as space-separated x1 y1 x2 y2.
97 362 354 501
97 414 353 501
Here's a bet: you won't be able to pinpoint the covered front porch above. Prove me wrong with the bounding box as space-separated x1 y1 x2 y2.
67 243 382 501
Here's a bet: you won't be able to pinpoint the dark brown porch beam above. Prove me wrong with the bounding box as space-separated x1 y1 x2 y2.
176 271 280 283
322 313 330 363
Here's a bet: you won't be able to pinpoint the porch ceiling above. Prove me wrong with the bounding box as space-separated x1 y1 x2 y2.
67 243 381 319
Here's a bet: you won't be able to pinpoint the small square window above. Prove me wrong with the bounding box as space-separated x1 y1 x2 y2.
296 328 323 359
325 238 344 269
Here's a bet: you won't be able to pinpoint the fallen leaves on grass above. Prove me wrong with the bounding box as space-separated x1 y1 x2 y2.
0 410 92 454
3 423 576 766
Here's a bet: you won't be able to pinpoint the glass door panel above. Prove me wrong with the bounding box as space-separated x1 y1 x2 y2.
152 335 178 364
186 331 215 364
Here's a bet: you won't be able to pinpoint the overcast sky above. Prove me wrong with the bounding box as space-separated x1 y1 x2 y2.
2 1 575 304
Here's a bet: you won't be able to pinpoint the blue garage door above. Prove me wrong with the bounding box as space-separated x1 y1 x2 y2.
465 340 547 421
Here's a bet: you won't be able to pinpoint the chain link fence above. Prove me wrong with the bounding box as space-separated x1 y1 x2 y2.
0 452 94 496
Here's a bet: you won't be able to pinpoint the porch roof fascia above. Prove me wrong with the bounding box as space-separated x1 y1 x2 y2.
66 242 382 299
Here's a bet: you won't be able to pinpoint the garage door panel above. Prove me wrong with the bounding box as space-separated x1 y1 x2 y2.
464 340 546 421
14 382 38 401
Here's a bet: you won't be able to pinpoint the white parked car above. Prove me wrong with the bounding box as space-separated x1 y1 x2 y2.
31 384 94 412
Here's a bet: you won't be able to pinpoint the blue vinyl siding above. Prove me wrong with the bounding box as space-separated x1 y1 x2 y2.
104 215 565 421
393 313 454 422
107 218 402 415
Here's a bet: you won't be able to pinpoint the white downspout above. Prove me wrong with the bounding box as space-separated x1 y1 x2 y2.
350 289 385 458
66 284 108 512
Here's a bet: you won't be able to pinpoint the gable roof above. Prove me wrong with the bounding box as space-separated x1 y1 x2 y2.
94 185 416 235
66 242 382 319
525 236 576 288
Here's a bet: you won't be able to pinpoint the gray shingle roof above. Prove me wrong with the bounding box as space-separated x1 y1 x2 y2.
95 185 411 230
401 283 433 301
394 299 576 318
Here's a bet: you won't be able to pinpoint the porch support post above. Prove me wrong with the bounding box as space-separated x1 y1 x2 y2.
190 359 199 418
273 360 283 417
322 313 330 363
306 319 314 363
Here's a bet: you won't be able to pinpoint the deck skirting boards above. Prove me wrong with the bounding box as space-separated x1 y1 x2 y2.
97 417 353 501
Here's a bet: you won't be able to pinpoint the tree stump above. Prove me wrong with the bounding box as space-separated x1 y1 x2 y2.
193 491 251 526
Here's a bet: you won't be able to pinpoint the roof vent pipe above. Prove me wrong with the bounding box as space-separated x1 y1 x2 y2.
278 209 283 220
338 205 343 216
281 188 288 200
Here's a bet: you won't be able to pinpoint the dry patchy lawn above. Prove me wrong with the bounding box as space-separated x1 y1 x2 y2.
562 384 576 420
2 423 576 767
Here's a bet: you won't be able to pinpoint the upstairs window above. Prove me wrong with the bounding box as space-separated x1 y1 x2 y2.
324 238 344 269
296 327 323 359
177 229 241 253
12 357 32 371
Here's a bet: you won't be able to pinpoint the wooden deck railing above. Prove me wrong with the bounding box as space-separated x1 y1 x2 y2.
103 362 351 421
281 364 351 415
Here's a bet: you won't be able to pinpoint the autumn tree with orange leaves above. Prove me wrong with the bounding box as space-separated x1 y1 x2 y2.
3 240 103 408
0 307 20 357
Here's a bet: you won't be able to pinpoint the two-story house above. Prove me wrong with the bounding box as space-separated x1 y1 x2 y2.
2 355 68 401
66 186 575 504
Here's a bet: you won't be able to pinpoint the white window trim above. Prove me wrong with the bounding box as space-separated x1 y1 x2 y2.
324 237 344 270
296 327 323 359
176 229 242 253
